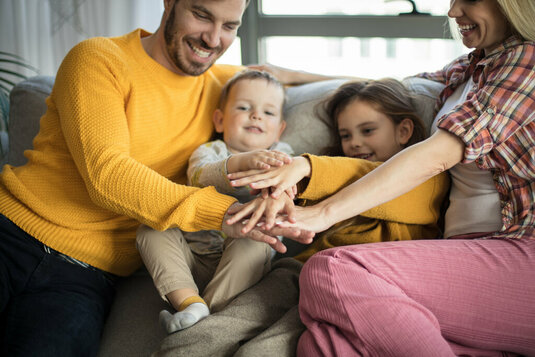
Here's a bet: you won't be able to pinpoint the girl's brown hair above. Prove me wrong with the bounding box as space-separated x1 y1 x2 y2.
322 78 427 156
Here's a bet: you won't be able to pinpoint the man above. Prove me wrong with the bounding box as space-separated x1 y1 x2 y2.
0 1 312 356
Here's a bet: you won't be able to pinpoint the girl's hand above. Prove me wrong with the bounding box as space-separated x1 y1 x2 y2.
226 192 297 233
228 156 311 198
226 150 292 174
254 186 297 199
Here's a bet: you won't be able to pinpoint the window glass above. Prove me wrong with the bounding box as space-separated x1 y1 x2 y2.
217 37 242 65
261 0 449 16
263 36 469 79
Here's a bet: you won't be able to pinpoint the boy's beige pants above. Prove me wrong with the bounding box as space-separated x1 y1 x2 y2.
136 225 272 312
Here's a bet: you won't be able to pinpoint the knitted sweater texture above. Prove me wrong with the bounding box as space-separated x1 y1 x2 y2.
0 29 241 276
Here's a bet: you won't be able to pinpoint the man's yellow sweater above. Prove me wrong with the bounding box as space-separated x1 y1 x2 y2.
0 29 241 276
295 155 450 262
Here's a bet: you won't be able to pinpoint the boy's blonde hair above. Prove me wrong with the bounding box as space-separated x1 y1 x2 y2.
218 69 286 110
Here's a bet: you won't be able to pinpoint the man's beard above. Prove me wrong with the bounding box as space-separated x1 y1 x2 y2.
163 2 222 76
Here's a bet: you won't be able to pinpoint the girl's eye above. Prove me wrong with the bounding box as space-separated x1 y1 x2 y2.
362 128 375 135
237 106 249 111
339 133 350 140
265 111 275 116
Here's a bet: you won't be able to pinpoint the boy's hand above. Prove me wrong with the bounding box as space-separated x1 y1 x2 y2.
226 150 292 174
228 156 311 198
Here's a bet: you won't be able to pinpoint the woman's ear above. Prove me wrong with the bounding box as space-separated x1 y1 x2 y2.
213 109 225 133
397 118 414 145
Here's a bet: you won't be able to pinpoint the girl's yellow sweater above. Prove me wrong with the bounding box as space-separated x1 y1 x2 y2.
295 155 450 262
0 29 241 276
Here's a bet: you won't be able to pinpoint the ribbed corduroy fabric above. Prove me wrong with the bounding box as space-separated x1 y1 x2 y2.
0 29 242 276
298 238 535 356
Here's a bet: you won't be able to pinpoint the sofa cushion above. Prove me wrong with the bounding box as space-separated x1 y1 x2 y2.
402 76 445 133
281 79 348 155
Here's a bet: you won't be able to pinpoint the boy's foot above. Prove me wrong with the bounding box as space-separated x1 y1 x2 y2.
159 302 210 334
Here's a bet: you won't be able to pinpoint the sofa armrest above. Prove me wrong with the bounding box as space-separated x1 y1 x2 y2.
8 75 54 167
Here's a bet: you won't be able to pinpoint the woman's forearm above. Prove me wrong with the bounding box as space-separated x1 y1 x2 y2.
316 130 464 227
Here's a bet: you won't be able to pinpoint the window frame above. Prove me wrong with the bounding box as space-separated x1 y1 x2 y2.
238 0 452 65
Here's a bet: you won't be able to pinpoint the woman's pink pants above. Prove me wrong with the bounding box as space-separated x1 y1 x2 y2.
297 238 535 357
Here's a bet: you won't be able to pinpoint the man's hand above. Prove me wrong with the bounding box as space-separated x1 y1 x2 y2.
222 202 314 253
226 150 292 174
226 191 296 232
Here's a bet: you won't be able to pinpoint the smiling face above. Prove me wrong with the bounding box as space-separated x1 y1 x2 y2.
163 0 245 76
337 99 411 162
213 79 286 153
448 0 511 53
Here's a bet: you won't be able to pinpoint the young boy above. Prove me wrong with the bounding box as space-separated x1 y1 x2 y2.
136 70 293 334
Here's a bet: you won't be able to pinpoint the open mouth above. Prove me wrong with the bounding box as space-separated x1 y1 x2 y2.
353 153 373 160
187 40 212 59
458 23 477 36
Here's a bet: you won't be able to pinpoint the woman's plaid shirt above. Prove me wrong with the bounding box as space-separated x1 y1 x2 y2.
417 36 535 240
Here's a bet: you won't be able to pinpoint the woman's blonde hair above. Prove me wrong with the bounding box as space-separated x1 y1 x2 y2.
497 0 535 41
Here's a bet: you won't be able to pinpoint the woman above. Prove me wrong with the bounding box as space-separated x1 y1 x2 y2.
231 0 535 355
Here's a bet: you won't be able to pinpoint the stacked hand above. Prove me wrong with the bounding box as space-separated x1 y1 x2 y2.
226 149 292 173
228 156 311 199
222 202 314 254
223 155 322 249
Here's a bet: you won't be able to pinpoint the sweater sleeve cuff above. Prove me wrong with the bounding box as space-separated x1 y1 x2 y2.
298 154 331 201
193 187 237 231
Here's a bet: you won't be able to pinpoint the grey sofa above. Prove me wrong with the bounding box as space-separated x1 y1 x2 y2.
7 75 443 356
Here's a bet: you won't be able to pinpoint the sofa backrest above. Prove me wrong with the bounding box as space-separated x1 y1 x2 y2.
7 75 444 167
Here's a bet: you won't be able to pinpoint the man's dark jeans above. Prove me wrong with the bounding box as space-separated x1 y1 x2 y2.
0 214 116 357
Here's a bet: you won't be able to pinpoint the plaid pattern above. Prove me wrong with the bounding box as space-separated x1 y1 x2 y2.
417 36 535 240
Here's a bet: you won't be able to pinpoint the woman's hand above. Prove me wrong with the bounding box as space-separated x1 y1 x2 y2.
247 63 337 85
276 204 336 234
226 191 297 233
226 150 292 174
228 156 311 198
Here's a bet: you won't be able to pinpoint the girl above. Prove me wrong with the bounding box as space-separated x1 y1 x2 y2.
294 78 447 262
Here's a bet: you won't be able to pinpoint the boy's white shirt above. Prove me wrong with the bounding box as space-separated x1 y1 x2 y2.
185 139 294 255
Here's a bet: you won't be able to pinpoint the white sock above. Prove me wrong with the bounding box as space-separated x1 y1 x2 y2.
159 303 210 334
